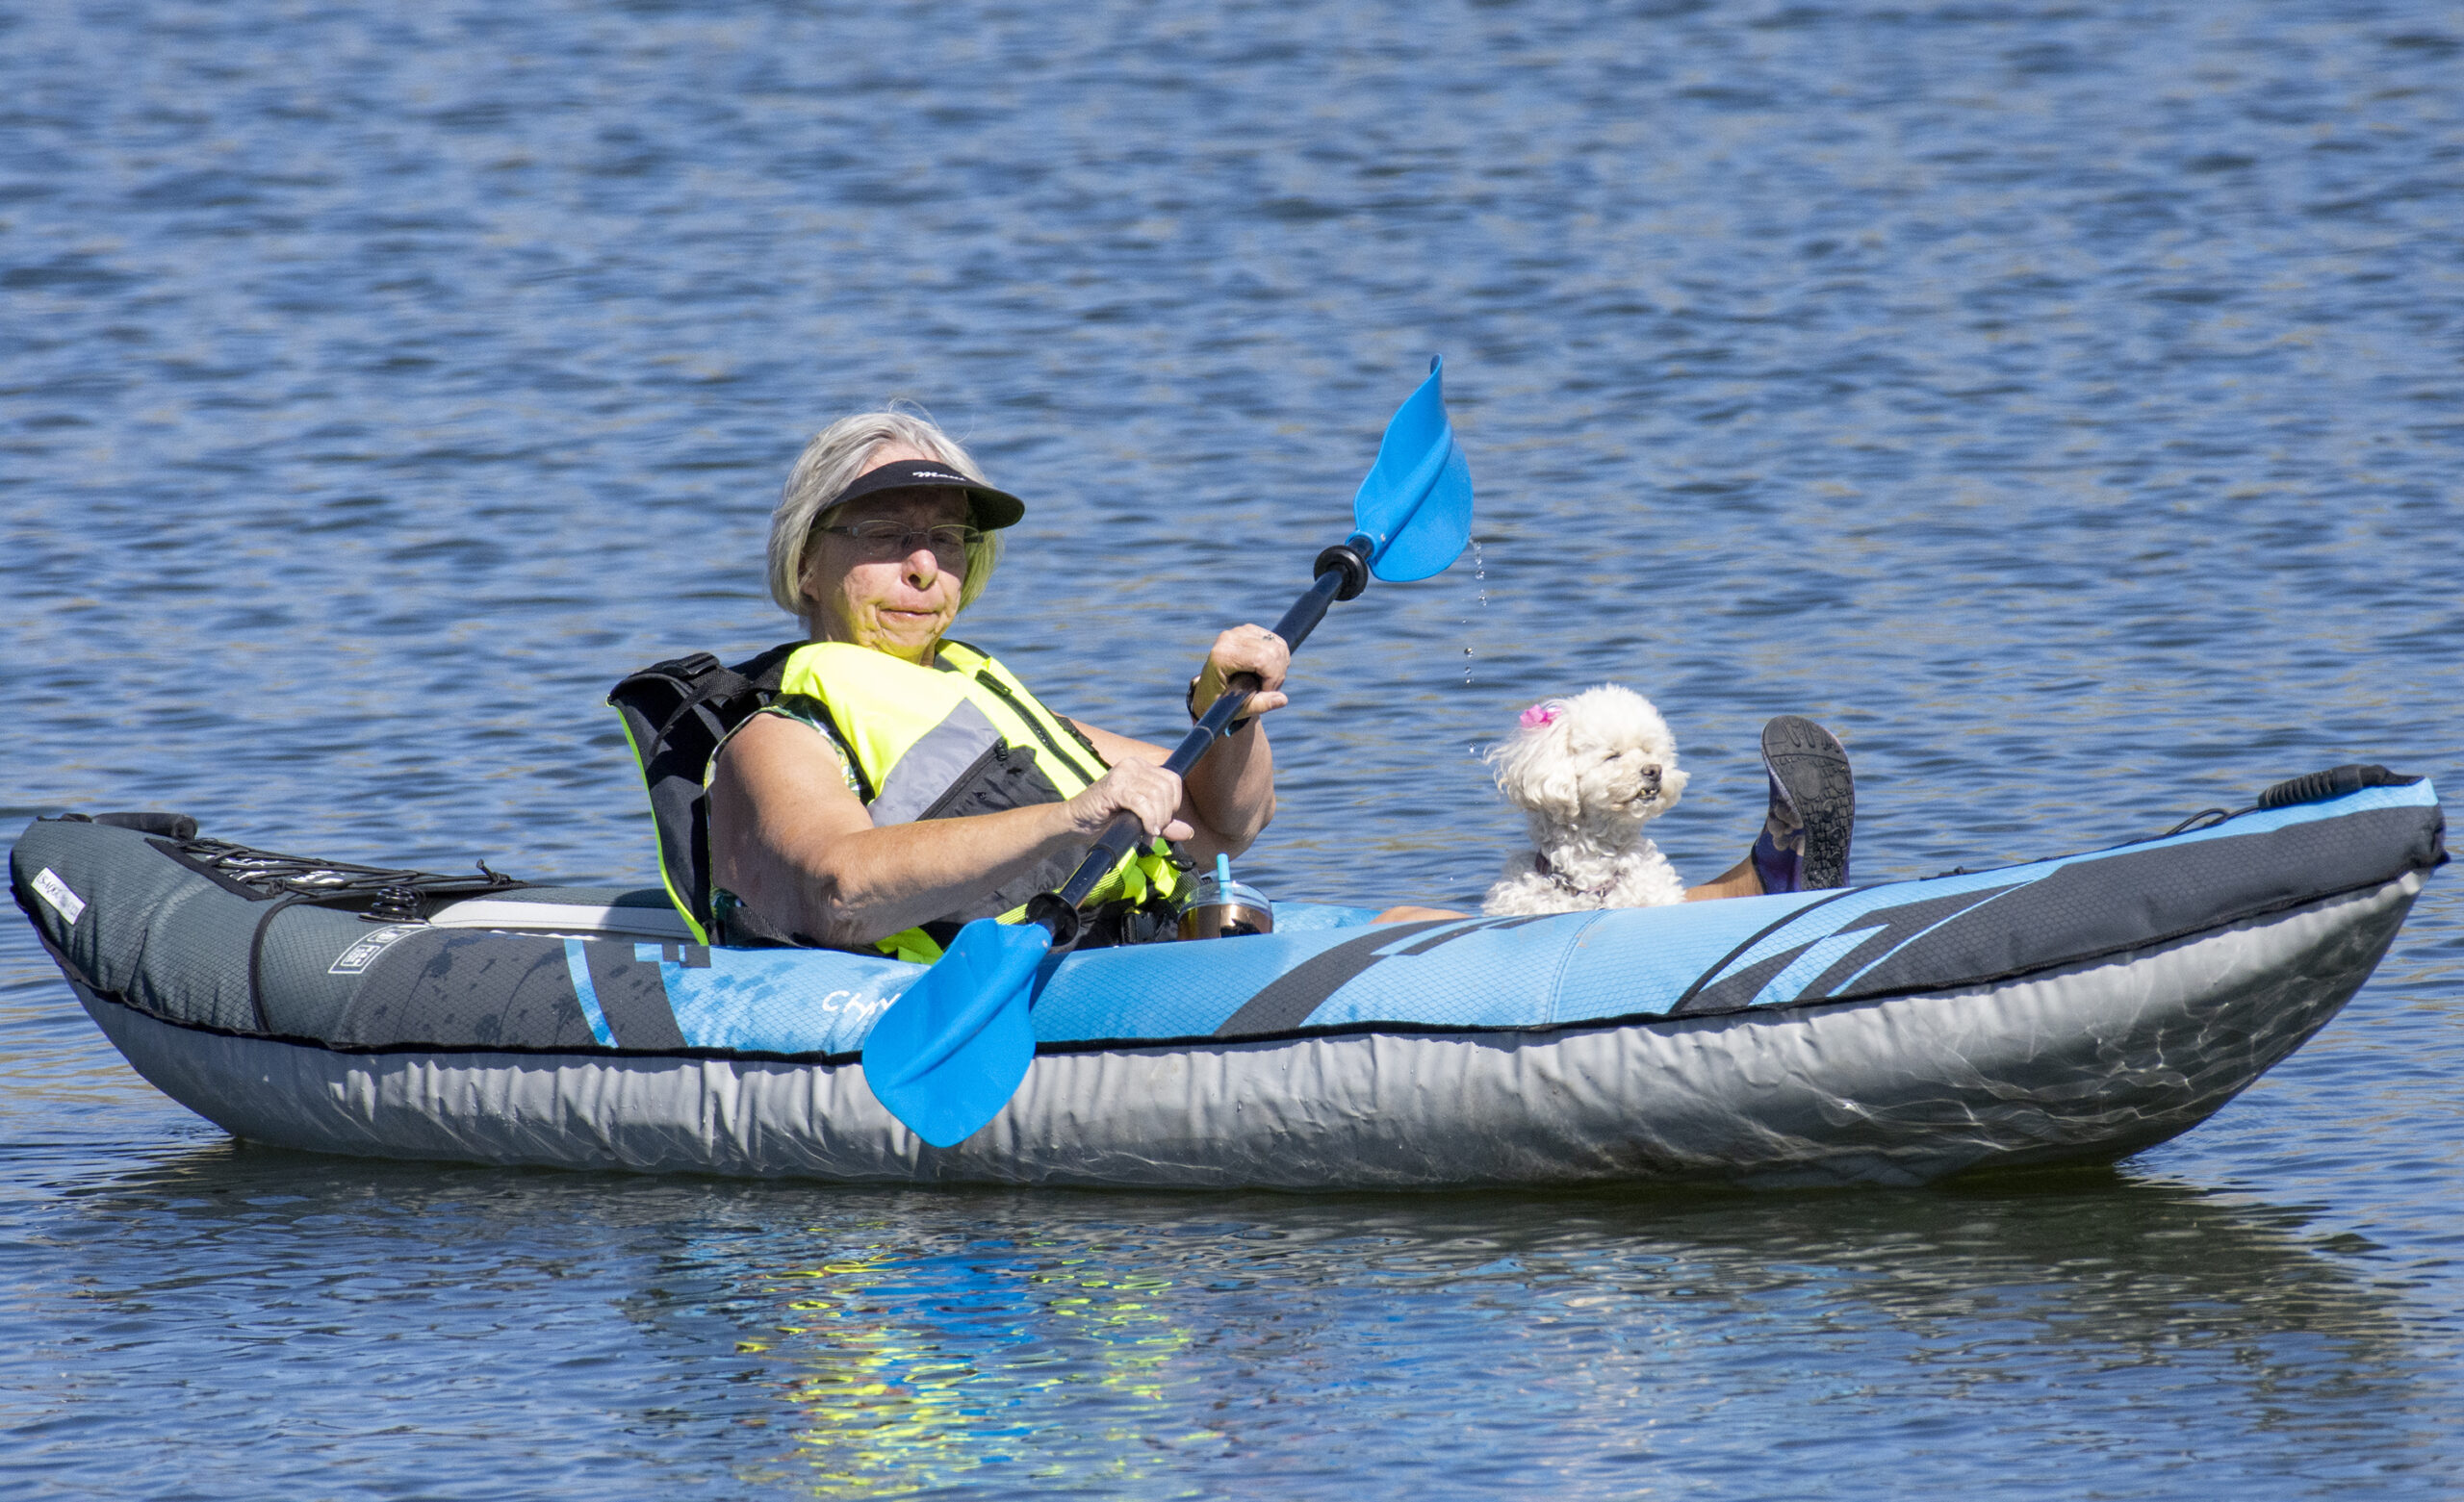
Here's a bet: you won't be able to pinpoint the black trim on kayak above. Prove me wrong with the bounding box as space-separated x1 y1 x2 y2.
1795 883 2028 1001
1824 802 2441 1008
335 928 603 1051
1213 913 1569 1035
1391 913 1560 955
584 942 690 1050
1213 919 1455 1036
1670 887 1861 1016
1665 802 2446 1018
1677 882 2028 1016
34 871 2428 1073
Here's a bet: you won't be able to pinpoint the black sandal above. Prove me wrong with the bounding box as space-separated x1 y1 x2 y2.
1749 716 1855 892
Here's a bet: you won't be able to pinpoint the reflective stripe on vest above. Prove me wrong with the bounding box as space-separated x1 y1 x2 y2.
776 640 1181 959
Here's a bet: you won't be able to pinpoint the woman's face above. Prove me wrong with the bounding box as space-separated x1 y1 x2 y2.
800 444 971 663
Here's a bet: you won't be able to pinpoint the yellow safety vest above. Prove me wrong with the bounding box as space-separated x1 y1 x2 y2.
775 640 1183 962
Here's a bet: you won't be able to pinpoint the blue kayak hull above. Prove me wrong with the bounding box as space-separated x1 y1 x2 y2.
12 782 2446 1186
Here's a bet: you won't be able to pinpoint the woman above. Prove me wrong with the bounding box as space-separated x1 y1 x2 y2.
706 411 1851 957
706 410 1311 959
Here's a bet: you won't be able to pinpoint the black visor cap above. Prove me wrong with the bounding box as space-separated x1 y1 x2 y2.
826 458 1025 530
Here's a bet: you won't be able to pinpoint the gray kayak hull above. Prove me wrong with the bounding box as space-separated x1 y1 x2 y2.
69 871 2420 1189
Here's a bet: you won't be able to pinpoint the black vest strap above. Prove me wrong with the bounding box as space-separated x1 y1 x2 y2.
607 641 806 931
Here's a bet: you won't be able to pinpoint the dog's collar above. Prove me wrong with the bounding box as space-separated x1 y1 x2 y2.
1533 852 1616 900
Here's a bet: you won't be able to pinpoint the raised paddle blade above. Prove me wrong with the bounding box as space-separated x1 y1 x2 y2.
860 916 1049 1147
1352 355 1474 583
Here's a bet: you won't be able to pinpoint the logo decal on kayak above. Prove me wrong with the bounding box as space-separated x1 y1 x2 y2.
330 924 423 975
30 868 86 926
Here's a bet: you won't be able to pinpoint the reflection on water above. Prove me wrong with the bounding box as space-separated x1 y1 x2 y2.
745 1245 1195 1493
18 1142 2449 1496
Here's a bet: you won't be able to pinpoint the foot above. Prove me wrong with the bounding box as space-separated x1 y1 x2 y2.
1749 716 1854 893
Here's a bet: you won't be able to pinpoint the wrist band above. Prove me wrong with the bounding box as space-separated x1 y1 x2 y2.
1187 675 1257 735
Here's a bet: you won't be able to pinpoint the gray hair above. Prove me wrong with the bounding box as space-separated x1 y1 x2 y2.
766 407 1004 622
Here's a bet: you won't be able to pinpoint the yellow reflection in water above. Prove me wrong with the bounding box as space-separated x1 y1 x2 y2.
747 1245 1206 1494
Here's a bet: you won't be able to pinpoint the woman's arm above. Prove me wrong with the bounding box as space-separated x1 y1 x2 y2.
1071 624 1289 859
1072 717 1272 861
707 713 1192 947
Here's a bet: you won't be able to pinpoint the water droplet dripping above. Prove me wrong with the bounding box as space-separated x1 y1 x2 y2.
1461 539 1488 688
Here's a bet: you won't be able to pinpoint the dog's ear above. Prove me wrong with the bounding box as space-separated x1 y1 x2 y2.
1528 728 1584 821
1527 755 1580 820
1487 713 1579 817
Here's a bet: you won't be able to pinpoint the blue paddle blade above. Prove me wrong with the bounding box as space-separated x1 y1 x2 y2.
1351 355 1475 583
859 917 1050 1148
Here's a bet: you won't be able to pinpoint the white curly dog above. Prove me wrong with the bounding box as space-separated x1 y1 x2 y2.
1481 685 1690 916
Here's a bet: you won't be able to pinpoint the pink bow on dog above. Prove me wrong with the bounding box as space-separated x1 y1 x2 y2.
1519 701 1565 729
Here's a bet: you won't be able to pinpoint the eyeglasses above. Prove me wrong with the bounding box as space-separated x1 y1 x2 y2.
811 521 983 567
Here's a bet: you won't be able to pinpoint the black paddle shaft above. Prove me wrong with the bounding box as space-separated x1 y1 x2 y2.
1025 538 1373 946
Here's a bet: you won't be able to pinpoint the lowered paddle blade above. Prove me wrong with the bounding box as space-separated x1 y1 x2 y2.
860 917 1049 1148
1352 355 1474 583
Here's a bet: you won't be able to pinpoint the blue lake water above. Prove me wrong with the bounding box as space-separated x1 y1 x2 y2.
4 0 2460 1494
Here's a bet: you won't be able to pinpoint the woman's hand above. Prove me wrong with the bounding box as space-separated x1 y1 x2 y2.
1192 624 1292 724
1065 759 1194 843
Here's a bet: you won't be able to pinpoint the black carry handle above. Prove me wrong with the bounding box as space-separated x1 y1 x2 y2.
1024 537 1373 950
2256 763 2416 810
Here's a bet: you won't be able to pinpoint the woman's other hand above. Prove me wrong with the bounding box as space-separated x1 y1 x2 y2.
1193 624 1292 723
1066 759 1194 843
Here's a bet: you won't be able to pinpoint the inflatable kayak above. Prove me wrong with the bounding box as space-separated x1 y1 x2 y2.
9 771 2445 1188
